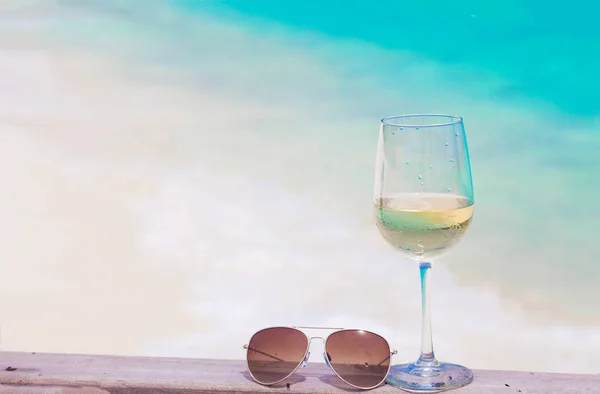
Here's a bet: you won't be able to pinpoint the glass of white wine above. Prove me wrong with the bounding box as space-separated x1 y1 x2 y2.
374 114 475 392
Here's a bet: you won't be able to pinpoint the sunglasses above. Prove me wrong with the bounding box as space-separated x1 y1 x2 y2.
243 326 396 390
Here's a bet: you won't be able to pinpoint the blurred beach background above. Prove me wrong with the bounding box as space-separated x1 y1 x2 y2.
0 0 599 374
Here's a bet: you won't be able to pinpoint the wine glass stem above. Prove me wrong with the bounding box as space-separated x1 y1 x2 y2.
417 261 439 367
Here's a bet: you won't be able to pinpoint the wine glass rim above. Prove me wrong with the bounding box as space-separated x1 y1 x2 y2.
381 114 463 128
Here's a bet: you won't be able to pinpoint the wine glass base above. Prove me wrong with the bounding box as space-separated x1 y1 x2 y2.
385 361 473 393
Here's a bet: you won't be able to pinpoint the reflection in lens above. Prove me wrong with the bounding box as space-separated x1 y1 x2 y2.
247 327 308 385
326 329 391 389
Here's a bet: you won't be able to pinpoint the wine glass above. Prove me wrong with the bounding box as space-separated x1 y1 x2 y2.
373 114 475 392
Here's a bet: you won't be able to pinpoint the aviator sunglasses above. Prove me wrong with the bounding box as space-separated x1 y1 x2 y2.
243 326 396 390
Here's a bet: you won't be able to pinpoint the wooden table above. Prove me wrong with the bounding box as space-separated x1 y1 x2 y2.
1 352 598 393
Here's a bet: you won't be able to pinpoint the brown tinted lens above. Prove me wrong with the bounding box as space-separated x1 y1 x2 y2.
247 327 308 385
325 330 391 389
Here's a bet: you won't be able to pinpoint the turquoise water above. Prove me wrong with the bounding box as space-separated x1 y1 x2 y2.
192 0 600 116
1 0 599 373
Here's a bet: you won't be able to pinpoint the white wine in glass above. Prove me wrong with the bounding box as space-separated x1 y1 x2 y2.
374 114 475 392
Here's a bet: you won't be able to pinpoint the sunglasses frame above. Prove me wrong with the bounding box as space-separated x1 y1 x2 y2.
243 325 397 390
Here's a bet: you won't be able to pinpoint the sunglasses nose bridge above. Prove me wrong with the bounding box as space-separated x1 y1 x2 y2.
305 337 324 352
302 336 325 366
299 337 317 367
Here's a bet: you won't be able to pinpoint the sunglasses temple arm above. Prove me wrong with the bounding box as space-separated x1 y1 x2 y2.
376 350 397 366
244 346 286 362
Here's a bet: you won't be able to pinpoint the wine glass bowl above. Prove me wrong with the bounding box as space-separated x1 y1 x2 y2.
373 114 475 392
374 193 473 261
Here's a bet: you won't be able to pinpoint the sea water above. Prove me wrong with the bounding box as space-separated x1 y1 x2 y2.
0 0 599 373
